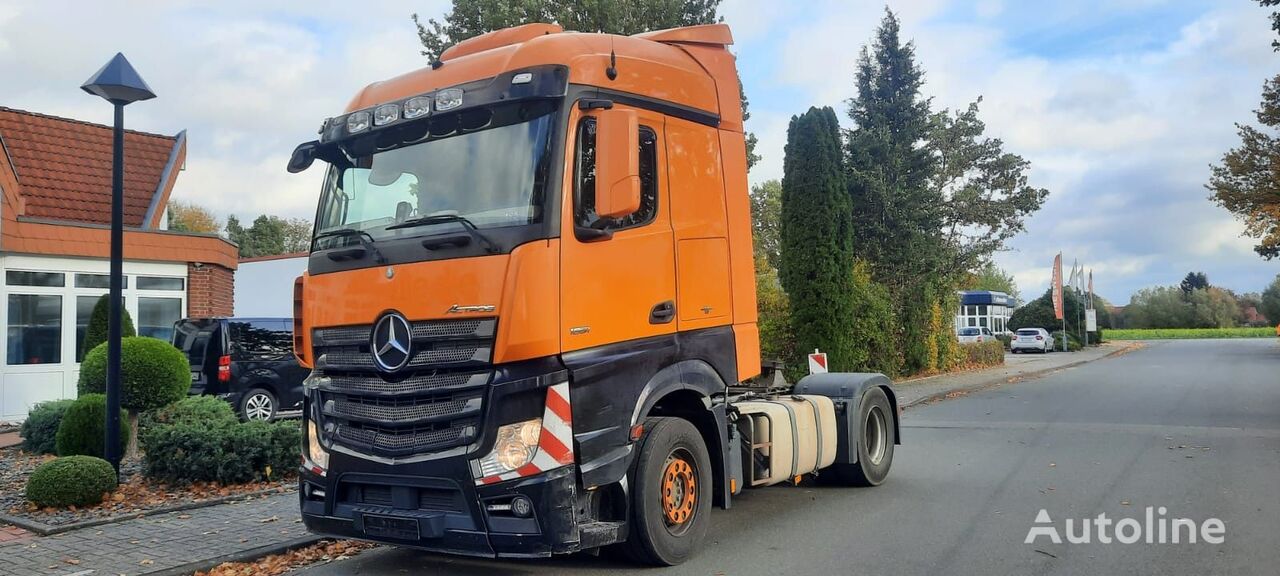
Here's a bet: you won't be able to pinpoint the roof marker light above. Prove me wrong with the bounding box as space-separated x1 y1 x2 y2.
436 88 463 111
346 111 371 134
511 72 533 85
373 104 400 126
404 96 432 119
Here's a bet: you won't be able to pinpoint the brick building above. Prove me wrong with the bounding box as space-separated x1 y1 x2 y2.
0 106 237 420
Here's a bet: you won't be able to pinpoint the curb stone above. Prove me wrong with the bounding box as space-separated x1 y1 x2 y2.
140 535 326 576
901 342 1140 409
0 486 295 535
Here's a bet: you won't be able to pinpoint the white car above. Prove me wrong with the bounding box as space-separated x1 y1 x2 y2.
957 326 995 344
1011 328 1054 353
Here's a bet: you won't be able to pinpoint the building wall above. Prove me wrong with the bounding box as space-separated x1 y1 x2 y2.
187 263 234 317
234 256 306 317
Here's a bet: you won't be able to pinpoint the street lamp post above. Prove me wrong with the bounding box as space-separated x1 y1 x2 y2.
81 53 155 475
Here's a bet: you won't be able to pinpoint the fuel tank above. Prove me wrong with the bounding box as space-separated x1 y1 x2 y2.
734 395 837 487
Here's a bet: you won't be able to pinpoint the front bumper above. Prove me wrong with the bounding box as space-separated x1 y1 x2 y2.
300 462 582 558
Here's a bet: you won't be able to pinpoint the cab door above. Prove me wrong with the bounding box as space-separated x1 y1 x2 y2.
560 105 675 352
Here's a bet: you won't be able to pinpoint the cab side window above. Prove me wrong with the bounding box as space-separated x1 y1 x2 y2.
573 117 658 231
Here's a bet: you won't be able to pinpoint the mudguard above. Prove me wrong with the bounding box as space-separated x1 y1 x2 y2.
793 372 900 464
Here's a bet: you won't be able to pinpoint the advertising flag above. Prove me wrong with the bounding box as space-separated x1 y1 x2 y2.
1052 254 1064 320
1088 269 1094 307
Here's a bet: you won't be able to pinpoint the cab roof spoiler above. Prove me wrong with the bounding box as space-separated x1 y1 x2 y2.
438 22 734 63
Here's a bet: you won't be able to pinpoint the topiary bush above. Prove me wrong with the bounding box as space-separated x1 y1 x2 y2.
78 337 190 412
55 394 129 458
143 395 237 431
19 399 76 454
143 418 300 485
82 294 136 355
25 455 118 508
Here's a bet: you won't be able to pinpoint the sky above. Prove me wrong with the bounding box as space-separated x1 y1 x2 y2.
0 0 1277 303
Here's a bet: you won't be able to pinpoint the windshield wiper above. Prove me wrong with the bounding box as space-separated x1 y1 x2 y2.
385 214 500 254
313 228 387 264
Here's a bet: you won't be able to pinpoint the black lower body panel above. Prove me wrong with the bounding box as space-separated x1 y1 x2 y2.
300 462 585 558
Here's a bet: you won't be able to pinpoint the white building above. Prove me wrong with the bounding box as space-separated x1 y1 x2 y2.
955 290 1016 335
0 107 238 421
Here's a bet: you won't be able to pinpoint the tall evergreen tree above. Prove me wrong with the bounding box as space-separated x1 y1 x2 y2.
780 107 857 371
845 8 943 295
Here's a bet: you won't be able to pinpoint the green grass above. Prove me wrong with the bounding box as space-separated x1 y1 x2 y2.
1105 327 1277 340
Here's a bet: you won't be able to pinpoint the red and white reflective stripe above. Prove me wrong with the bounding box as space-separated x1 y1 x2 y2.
476 382 574 485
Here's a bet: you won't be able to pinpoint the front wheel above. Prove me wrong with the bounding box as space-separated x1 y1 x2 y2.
618 417 712 566
827 386 895 486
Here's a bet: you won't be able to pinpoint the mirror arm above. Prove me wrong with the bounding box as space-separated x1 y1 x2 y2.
574 225 613 242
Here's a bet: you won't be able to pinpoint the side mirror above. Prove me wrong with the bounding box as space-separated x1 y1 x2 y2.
287 141 319 173
593 108 640 219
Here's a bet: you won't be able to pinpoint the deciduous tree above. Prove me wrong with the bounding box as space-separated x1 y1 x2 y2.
749 179 782 269
1207 76 1280 260
963 262 1020 302
166 201 220 234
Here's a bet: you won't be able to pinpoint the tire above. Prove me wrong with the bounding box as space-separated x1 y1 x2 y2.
827 386 895 486
618 417 712 566
239 388 277 421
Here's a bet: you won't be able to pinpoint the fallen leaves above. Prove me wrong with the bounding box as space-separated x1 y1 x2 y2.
195 540 376 576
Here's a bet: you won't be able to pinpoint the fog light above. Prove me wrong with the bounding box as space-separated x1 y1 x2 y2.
510 496 533 518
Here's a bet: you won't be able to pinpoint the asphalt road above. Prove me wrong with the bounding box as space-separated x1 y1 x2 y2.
298 339 1280 576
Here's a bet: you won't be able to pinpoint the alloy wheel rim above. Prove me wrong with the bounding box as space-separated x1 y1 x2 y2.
246 394 273 420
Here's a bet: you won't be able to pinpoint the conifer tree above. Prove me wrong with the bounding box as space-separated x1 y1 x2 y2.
780 107 857 371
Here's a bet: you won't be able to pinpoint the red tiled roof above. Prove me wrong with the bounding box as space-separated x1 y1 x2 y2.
0 106 179 227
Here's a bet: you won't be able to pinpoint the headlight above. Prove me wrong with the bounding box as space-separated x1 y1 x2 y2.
373 103 399 126
306 418 329 474
346 110 371 133
435 88 463 111
404 96 432 119
477 418 541 477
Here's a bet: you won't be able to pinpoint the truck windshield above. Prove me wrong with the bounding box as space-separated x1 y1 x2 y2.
314 103 554 245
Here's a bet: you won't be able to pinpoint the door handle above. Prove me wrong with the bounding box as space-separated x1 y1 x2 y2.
650 301 675 324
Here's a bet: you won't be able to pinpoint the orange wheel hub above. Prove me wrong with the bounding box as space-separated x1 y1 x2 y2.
661 457 697 525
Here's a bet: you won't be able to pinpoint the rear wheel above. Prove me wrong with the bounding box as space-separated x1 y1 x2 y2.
240 388 276 421
619 417 711 566
828 386 895 486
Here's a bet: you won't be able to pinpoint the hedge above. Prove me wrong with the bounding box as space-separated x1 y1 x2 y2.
25 455 118 508
960 340 1005 367
55 394 130 458
142 419 300 485
143 395 238 431
20 399 76 454
78 337 190 413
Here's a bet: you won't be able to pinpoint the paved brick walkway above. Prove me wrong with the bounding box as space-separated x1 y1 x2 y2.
0 492 309 576
0 432 21 450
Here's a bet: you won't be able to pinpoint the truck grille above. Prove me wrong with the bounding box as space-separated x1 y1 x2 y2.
312 318 495 457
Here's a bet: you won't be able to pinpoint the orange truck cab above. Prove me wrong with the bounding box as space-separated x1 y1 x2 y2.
288 23 900 565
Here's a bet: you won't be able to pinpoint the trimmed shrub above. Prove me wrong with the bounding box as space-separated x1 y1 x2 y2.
78 337 190 413
143 419 300 485
19 399 76 454
55 394 129 458
82 294 136 355
995 333 1013 350
1051 331 1084 352
25 455 118 508
960 340 1005 367
143 395 237 431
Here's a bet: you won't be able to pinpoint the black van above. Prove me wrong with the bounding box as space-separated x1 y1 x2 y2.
171 317 307 421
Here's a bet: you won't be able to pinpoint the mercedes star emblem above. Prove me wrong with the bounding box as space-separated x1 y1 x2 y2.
371 313 412 372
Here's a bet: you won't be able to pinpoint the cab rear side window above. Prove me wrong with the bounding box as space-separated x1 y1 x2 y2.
573 117 658 232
